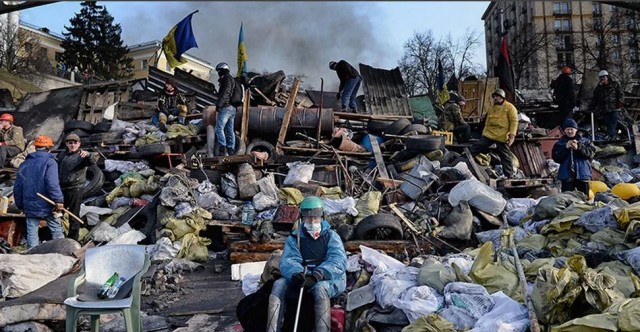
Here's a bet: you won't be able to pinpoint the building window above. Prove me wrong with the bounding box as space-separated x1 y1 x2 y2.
557 52 573 67
613 33 620 43
553 2 570 15
141 60 148 69
593 2 601 15
554 18 571 31
612 50 621 60
556 35 566 48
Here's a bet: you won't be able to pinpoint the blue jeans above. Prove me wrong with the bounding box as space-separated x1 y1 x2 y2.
341 76 362 110
215 106 236 150
26 215 64 249
266 277 332 332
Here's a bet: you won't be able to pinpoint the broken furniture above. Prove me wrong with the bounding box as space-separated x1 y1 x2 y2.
64 244 150 332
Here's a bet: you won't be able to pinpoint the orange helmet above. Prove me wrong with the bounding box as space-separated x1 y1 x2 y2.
0 113 13 123
561 66 572 74
33 135 54 148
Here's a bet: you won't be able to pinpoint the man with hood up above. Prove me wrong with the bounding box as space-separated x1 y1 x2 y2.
152 77 188 132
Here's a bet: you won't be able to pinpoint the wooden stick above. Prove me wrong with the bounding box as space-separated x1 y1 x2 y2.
509 233 541 332
276 78 300 154
36 192 85 225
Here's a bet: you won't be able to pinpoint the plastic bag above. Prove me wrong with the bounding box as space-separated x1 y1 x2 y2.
437 282 495 331
506 198 538 212
375 277 416 310
283 161 314 186
360 245 405 273
354 191 382 225
346 254 362 273
604 172 624 186
439 201 473 240
79 205 113 226
449 179 506 216
574 205 618 233
256 174 279 200
108 229 146 245
162 258 204 274
323 197 358 216
417 257 456 294
469 291 529 332
506 208 528 226
237 163 259 199
253 192 279 211
394 285 443 323
242 273 262 296
221 172 238 199
148 237 181 262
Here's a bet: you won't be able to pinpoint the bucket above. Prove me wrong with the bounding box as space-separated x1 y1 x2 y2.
331 135 366 152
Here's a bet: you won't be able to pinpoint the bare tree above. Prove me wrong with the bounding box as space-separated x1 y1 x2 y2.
507 29 549 89
574 7 640 89
0 23 52 79
399 30 485 98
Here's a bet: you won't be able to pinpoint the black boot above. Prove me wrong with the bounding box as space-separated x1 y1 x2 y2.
213 145 221 157
221 147 228 157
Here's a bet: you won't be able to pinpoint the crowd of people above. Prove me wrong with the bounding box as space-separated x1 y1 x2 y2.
55 62 94 84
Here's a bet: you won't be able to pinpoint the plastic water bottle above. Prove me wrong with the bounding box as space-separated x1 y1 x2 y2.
241 202 255 225
106 276 127 299
98 272 119 299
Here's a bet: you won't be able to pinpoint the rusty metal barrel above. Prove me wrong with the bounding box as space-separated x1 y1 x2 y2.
204 106 334 136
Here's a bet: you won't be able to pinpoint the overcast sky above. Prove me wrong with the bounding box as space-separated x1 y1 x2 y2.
20 1 490 88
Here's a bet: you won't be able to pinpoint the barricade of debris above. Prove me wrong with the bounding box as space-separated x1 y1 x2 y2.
0 63 640 331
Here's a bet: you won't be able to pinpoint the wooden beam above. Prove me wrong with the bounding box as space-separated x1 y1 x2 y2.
463 147 492 186
240 88 250 145
633 122 640 158
276 78 301 154
279 145 373 157
369 134 390 179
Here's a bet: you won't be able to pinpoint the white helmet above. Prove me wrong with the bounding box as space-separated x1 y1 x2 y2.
599 70 609 77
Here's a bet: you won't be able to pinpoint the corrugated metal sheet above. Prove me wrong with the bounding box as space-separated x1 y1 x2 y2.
148 66 217 111
306 90 340 110
359 64 412 116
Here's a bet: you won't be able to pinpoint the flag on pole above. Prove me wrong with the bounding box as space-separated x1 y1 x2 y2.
237 22 248 78
162 10 199 69
436 59 449 105
496 36 515 102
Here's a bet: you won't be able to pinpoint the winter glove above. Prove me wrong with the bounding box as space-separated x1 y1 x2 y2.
303 270 324 289
336 92 341 99
616 101 624 109
292 272 306 288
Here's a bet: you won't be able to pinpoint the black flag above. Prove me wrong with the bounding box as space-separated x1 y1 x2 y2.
495 36 515 103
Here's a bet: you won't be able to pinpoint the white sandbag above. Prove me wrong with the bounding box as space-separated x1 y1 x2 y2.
375 278 416 310
0 253 77 298
449 179 506 216
148 237 180 262
253 192 279 211
394 285 443 322
437 282 495 331
505 198 538 212
323 197 358 216
241 273 262 296
283 161 314 186
360 245 405 273
469 291 529 332
108 229 146 245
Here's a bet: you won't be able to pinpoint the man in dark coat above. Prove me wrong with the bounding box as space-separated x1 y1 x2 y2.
57 133 98 240
329 60 362 113
153 77 188 132
589 70 624 140
14 135 65 249
552 66 577 123
214 62 237 157
552 119 596 196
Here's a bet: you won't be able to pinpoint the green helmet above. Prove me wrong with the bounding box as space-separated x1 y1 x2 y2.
300 196 324 217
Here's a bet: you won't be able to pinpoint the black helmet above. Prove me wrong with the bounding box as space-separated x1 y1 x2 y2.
216 62 230 71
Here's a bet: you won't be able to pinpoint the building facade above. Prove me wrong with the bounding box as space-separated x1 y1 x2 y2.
482 1 640 90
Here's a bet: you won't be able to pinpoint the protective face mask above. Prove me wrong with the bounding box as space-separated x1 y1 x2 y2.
304 222 322 240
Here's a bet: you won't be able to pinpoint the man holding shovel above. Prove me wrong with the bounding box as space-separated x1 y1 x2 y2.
13 135 65 249
266 196 347 332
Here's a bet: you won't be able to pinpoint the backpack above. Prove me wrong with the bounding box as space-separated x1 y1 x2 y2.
236 279 274 331
231 78 246 107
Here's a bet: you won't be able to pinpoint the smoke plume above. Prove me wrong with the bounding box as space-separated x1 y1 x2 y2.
120 1 394 90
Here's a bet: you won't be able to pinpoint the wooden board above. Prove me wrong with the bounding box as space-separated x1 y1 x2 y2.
369 134 390 179
276 78 300 154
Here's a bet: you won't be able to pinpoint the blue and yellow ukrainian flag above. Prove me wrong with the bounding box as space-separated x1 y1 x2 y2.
162 10 199 69
237 22 248 78
436 59 449 105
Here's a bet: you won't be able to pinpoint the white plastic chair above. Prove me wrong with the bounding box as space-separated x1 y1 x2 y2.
64 244 150 332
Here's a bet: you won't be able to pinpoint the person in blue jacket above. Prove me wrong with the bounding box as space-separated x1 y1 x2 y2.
552 119 596 196
14 135 65 249
266 196 347 332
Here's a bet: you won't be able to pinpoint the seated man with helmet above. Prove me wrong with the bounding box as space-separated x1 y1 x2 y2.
470 88 519 178
0 113 24 168
266 196 347 332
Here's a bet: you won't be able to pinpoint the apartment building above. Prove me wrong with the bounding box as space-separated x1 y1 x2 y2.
482 1 640 90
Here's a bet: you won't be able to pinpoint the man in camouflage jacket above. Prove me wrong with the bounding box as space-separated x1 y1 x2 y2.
589 70 624 140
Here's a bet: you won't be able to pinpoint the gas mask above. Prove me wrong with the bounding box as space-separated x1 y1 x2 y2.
304 222 322 240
